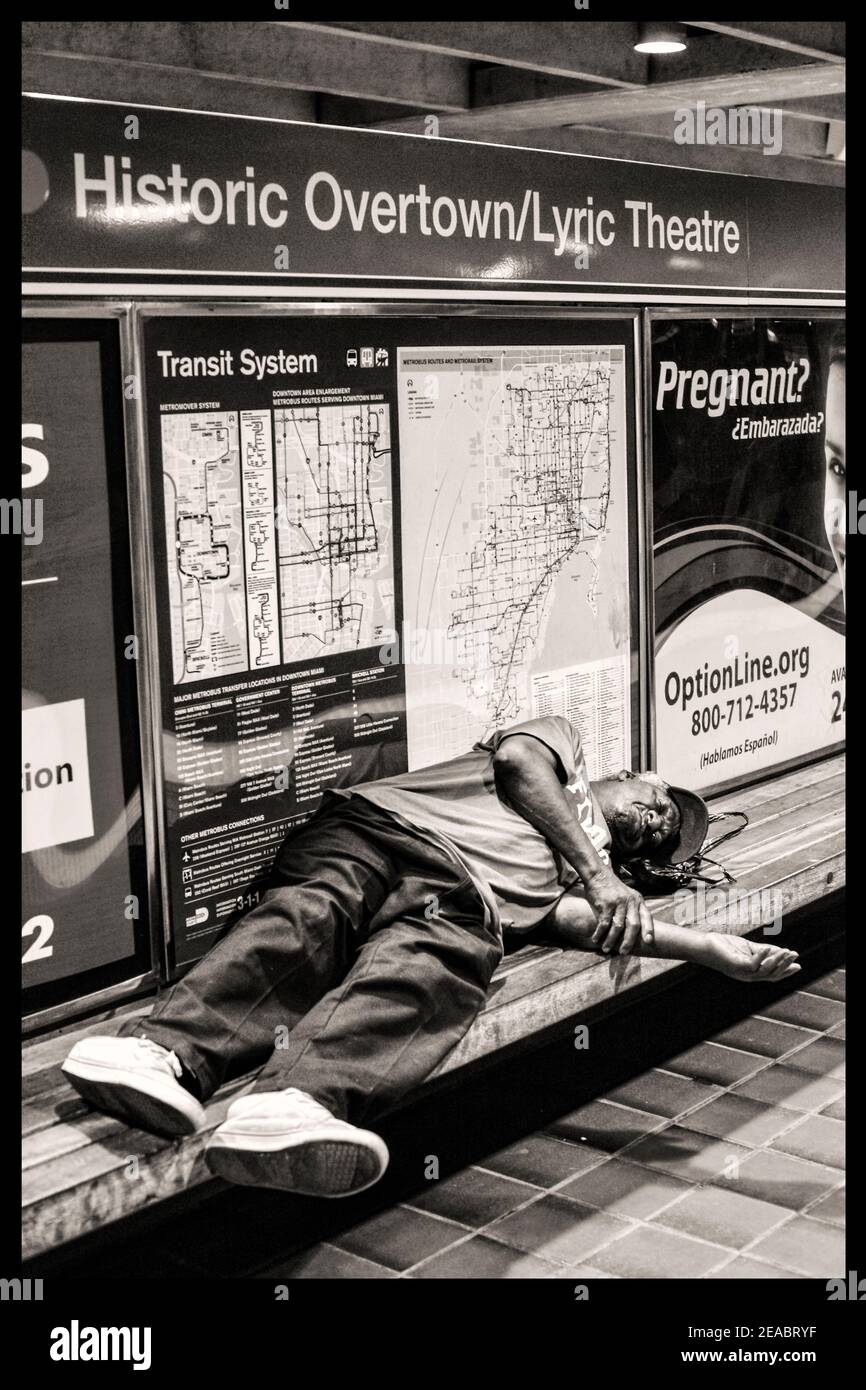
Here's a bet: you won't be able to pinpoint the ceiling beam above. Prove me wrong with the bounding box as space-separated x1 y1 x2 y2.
597 98 845 133
776 94 846 124
470 45 844 114
22 51 317 121
572 110 833 160
282 20 647 88
683 22 845 63
652 31 828 82
456 122 846 186
22 20 470 111
374 64 846 137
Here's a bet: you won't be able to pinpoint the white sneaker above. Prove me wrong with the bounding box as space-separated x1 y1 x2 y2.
206 1088 389 1197
61 1035 206 1137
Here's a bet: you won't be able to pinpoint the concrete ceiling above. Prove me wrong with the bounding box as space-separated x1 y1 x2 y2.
22 20 845 186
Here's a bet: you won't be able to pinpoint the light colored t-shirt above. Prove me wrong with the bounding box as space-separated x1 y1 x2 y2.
336 715 611 935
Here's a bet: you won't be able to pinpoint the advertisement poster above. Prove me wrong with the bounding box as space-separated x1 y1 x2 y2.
21 323 147 1008
652 317 845 793
144 315 638 969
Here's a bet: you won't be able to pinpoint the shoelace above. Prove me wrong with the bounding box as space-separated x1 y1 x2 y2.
134 1036 184 1081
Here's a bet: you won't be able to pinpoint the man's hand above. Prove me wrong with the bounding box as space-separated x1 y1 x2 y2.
585 866 654 956
704 933 800 982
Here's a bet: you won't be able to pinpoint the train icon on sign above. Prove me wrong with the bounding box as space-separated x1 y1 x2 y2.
360 347 374 367
346 348 358 367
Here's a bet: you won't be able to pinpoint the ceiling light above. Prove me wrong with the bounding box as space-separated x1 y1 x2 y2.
634 22 688 54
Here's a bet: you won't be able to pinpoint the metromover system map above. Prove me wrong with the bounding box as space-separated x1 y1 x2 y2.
161 401 395 682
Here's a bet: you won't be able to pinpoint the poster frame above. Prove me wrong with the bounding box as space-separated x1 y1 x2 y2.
21 301 163 1031
643 304 846 799
132 301 647 979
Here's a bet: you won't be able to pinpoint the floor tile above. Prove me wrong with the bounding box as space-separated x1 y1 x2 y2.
652 1184 789 1249
411 1235 555 1279
590 1224 728 1279
771 1113 845 1170
759 991 845 1031
827 1019 845 1039
784 1035 845 1078
604 1069 721 1119
680 1093 795 1147
480 1134 608 1187
545 1264 619 1279
330 1205 467 1271
487 1194 632 1266
731 1064 844 1113
709 1016 818 1058
708 1256 806 1279
804 968 845 1002
821 1096 845 1121
559 1158 690 1219
544 1099 666 1153
409 1166 540 1227
624 1126 752 1183
259 1243 397 1279
807 1186 845 1227
750 1215 845 1278
715 1147 841 1210
662 1042 766 1086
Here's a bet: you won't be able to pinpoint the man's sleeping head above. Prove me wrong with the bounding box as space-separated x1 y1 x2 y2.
592 769 681 860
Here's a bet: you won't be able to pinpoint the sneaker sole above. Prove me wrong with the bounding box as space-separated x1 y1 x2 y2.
206 1130 388 1197
61 1058 205 1138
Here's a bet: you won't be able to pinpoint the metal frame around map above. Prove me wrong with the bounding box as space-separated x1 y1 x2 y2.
133 301 647 976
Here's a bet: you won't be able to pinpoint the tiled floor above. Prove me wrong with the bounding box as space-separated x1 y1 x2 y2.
270 966 845 1280
31 947 845 1280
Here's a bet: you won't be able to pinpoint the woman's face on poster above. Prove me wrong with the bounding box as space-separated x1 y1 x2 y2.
823 359 846 595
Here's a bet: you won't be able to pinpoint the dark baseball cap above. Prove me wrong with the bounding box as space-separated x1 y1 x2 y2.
652 784 710 865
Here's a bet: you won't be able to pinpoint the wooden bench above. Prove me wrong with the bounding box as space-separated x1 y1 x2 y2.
22 754 844 1260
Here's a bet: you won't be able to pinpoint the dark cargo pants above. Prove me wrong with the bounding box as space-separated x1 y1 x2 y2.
121 797 502 1124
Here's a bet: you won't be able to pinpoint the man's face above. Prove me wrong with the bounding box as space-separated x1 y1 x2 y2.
823 360 846 594
604 771 681 858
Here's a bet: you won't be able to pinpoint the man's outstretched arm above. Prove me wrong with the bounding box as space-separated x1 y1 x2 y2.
547 890 800 981
492 733 654 956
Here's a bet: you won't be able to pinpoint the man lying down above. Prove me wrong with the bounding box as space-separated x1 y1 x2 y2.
64 715 798 1199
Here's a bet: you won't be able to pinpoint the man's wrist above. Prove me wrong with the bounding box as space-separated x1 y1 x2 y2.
582 860 613 884
685 930 719 965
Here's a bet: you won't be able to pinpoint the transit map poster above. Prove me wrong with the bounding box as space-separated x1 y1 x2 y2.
142 315 639 970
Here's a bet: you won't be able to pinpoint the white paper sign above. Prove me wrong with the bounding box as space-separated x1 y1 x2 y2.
22 699 95 852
